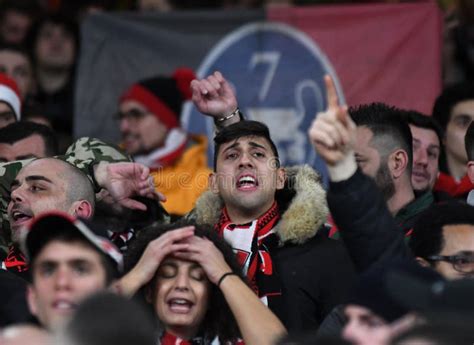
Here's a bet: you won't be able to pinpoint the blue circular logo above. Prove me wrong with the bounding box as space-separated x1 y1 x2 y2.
182 22 345 183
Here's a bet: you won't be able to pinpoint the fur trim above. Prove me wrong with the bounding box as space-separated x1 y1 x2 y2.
275 165 328 244
190 165 328 244
191 190 223 226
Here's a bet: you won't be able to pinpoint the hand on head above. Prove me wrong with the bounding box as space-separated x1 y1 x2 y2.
308 75 356 166
121 225 235 299
173 235 232 285
129 226 195 287
191 71 238 119
134 226 232 287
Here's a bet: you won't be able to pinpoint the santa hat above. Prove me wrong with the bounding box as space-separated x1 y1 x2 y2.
120 68 195 129
0 73 21 121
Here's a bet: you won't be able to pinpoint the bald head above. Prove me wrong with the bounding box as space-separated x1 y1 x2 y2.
56 160 95 211
8 158 95 243
28 158 95 211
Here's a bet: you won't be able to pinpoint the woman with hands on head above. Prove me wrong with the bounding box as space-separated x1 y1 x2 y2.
120 222 286 345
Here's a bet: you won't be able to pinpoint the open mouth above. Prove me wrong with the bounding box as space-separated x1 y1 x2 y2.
52 300 77 313
10 208 33 225
168 298 194 313
236 175 258 190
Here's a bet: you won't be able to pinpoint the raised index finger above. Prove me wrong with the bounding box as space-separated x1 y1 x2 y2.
324 74 339 109
336 105 349 128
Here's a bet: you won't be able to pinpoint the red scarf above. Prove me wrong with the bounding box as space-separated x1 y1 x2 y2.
160 331 244 345
3 245 28 273
160 332 198 345
434 172 473 197
215 202 281 301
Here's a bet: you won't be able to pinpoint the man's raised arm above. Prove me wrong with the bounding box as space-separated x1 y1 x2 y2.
191 71 242 129
308 75 411 271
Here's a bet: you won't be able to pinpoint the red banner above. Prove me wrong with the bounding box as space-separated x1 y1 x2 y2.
269 1 443 114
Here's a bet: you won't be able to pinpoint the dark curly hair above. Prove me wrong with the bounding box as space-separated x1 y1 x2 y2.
124 221 244 343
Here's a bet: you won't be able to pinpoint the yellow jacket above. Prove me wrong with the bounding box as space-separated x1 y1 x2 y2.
151 135 211 216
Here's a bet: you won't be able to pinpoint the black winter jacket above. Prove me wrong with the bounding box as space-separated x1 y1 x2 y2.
327 169 413 272
189 165 356 332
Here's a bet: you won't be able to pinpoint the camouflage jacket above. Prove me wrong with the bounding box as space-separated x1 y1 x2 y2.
0 138 133 258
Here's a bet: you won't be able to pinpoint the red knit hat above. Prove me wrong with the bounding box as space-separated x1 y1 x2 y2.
0 73 21 120
120 68 195 129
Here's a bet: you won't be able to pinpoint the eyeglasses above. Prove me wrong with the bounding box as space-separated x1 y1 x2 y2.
427 254 474 273
114 109 149 122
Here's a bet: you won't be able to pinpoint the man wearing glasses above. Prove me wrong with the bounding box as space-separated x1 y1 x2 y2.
116 68 217 219
409 201 474 280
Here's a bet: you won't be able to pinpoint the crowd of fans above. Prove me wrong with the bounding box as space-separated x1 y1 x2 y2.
0 0 473 345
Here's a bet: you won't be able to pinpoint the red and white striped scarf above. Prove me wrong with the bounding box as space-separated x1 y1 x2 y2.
215 202 281 304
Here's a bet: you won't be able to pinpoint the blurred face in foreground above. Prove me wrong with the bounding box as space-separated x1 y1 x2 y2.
342 305 391 345
27 240 107 330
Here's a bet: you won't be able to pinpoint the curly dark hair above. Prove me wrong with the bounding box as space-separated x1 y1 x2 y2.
124 221 244 343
